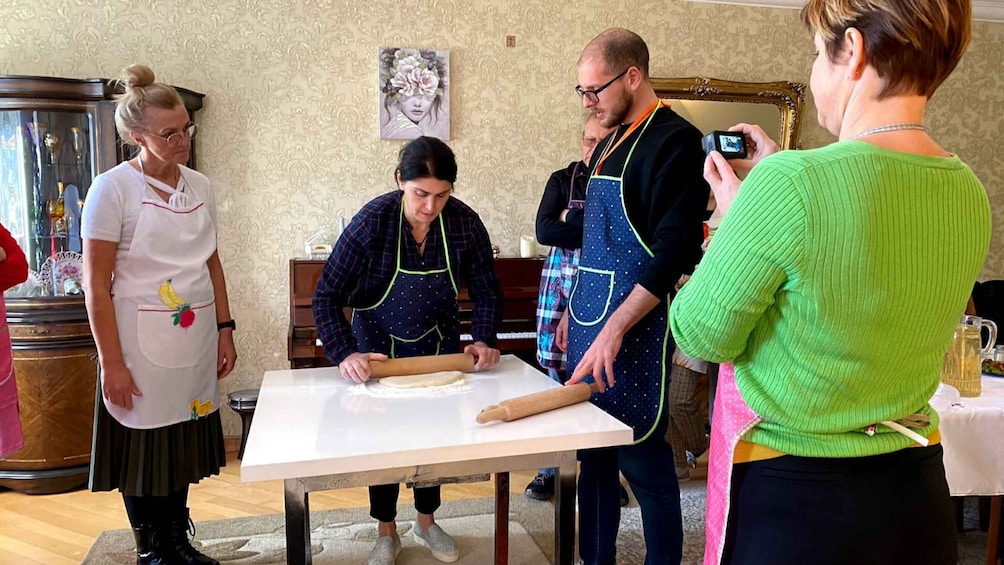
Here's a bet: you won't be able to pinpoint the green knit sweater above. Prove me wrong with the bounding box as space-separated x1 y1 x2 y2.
670 141 991 458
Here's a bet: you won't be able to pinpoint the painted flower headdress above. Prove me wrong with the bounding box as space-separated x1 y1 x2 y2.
380 48 446 100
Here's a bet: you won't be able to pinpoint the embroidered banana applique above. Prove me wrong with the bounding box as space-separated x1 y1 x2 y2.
158 279 195 328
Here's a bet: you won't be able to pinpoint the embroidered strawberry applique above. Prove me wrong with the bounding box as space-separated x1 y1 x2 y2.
172 305 195 328
159 279 195 328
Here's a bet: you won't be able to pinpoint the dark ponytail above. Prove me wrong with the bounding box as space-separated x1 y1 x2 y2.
395 136 458 184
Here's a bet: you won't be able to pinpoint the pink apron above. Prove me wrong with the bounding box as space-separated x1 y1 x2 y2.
0 297 23 457
704 363 760 565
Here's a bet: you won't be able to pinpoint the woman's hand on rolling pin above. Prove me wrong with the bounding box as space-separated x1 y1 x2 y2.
465 341 500 370
102 362 142 410
338 352 388 383
555 309 570 352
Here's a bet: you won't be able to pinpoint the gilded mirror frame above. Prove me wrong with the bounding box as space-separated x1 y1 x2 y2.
650 77 806 150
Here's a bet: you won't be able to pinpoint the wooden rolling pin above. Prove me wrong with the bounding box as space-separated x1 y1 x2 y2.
368 353 475 378
476 382 599 424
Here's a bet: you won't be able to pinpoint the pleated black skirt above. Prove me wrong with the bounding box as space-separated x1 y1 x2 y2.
89 385 226 497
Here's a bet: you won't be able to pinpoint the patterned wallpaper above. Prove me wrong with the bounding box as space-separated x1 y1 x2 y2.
1 0 1001 436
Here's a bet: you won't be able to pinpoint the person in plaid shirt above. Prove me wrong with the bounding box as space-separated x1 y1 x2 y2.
312 136 502 565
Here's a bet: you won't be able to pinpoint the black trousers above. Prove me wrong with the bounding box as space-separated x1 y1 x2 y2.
369 483 441 523
722 444 957 565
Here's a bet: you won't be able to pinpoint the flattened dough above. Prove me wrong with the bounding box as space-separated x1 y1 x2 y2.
380 370 465 389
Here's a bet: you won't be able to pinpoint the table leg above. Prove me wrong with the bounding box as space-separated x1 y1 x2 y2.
285 479 311 565
987 495 1001 565
495 472 510 565
554 452 577 565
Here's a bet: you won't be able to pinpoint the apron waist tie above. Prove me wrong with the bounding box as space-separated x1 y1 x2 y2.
866 413 935 447
734 416 940 464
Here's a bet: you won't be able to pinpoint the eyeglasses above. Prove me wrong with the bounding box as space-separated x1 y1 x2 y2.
582 136 601 148
575 68 629 104
146 123 198 147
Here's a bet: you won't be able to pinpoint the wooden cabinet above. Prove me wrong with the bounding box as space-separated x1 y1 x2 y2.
0 298 96 494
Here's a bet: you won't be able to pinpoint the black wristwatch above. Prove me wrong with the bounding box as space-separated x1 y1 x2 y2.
217 319 236 331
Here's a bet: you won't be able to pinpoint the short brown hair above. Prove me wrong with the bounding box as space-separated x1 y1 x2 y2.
112 64 185 146
580 28 650 79
801 0 971 99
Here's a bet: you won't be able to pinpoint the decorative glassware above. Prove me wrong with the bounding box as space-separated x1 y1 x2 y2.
44 132 62 172
47 182 66 236
70 127 85 162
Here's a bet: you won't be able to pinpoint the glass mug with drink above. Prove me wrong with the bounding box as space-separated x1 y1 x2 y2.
941 315 997 396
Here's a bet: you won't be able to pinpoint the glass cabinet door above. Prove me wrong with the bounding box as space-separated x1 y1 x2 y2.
1 108 93 297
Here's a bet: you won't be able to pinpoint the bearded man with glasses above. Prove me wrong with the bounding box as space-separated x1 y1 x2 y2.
563 28 710 565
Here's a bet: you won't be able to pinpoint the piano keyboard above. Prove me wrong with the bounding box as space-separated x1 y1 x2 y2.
460 332 535 341
315 332 536 347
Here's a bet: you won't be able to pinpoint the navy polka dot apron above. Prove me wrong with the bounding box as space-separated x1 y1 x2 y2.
352 207 459 359
568 104 669 443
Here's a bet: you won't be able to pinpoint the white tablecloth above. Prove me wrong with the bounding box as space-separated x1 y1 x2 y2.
930 376 1004 496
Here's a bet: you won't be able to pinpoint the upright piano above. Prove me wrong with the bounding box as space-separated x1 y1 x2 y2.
288 257 545 369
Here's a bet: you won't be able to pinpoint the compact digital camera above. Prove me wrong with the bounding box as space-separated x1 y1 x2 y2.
701 131 748 160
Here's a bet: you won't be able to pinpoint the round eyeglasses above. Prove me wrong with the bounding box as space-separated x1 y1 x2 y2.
146 123 198 147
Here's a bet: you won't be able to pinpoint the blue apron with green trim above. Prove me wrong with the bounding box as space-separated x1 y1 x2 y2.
567 109 670 443
352 209 459 359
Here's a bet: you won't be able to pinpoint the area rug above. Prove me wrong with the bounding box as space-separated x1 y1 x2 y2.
83 481 991 564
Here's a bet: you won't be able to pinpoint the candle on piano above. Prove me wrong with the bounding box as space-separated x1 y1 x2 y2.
519 235 536 258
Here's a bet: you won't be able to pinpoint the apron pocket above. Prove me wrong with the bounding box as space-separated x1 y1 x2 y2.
136 300 217 369
389 325 443 358
569 267 615 326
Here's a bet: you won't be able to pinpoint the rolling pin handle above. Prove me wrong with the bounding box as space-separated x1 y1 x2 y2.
475 405 507 424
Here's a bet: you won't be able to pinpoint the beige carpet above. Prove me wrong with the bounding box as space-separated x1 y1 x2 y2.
83 481 991 564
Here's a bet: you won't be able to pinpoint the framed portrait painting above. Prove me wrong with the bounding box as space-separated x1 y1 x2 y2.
378 47 450 140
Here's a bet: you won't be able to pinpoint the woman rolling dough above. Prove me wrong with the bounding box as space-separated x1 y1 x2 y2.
312 136 502 564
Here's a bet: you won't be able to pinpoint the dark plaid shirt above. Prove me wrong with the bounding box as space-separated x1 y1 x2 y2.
312 191 502 364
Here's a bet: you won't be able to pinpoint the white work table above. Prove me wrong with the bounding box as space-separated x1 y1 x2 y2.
241 355 634 565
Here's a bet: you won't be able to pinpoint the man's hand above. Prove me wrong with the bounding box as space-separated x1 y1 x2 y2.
564 285 661 392
338 352 389 383
565 323 624 392
465 341 500 370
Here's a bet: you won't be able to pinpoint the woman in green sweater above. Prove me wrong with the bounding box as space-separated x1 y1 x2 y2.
670 0 991 563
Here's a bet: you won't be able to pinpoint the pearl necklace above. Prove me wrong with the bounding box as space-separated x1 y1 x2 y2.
849 123 926 140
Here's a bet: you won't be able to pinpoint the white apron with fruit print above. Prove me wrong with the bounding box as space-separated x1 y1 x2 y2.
106 163 219 429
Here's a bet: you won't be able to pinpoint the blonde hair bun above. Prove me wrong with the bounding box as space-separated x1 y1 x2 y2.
121 64 156 90
112 65 184 147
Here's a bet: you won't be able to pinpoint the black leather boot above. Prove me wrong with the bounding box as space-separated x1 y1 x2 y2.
163 508 218 565
132 524 171 565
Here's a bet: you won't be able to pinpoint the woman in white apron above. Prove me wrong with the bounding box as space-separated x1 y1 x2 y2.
0 223 28 458
671 2 987 563
312 136 501 565
82 65 237 565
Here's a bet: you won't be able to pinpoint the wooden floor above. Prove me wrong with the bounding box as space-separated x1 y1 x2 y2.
0 447 540 564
